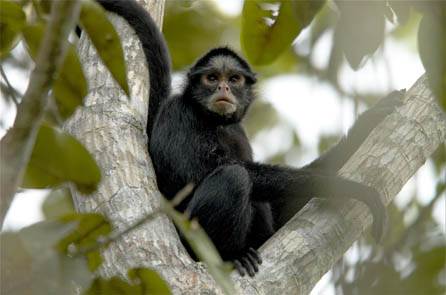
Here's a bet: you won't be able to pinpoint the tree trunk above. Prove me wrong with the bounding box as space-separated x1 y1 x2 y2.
65 1 446 294
65 1 219 293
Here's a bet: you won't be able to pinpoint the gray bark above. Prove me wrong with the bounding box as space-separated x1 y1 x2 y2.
66 1 446 294
65 1 219 293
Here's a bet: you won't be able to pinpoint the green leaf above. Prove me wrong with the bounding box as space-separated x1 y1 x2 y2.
128 268 171 295
21 24 43 58
42 188 76 219
22 24 88 119
161 196 234 295
292 0 325 30
335 0 386 70
0 0 25 58
57 213 112 271
1 221 91 295
241 1 302 65
37 0 53 15
79 0 130 96
85 269 171 295
418 14 446 110
85 277 138 295
21 124 101 193
53 46 88 119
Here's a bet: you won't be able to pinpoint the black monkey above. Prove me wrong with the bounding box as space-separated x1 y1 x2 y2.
95 0 403 277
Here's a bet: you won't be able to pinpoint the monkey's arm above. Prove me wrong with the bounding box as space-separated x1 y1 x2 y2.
307 89 404 173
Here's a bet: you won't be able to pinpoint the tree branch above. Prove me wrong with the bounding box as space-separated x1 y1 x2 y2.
0 1 81 226
232 74 446 294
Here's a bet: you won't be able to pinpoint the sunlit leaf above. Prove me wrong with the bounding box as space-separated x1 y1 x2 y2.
1 221 91 295
58 213 112 271
21 24 43 58
37 0 53 14
22 24 88 118
128 268 171 295
85 277 138 295
79 0 130 96
292 0 325 29
335 0 386 70
54 47 88 119
42 188 75 219
86 268 171 295
21 124 101 193
0 1 25 58
418 14 446 110
241 1 302 65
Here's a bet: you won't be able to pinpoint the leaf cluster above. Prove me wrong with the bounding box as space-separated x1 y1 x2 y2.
240 0 445 109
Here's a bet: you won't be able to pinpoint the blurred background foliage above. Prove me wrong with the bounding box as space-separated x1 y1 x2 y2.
161 1 445 294
1 0 444 294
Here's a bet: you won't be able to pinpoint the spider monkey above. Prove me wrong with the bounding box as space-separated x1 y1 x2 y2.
94 0 403 276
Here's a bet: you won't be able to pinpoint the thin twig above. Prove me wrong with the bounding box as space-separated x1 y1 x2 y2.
73 210 163 257
0 65 19 105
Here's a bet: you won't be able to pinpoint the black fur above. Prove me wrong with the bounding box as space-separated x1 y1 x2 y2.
96 0 404 276
96 0 172 139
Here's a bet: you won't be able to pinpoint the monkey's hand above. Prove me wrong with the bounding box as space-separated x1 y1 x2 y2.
233 247 262 277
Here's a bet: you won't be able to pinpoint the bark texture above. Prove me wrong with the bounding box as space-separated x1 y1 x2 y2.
65 1 219 294
66 1 446 294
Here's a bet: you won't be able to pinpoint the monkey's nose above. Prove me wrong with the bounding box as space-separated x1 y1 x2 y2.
218 84 230 92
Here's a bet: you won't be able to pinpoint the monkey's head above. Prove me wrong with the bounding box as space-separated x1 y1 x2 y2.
185 47 257 124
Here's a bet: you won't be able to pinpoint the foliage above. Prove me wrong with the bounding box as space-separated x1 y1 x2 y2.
22 23 88 118
1 0 444 294
1 220 90 295
239 1 445 108
86 268 170 295
21 124 101 193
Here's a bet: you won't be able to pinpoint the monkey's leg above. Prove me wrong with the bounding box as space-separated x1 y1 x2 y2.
186 165 260 276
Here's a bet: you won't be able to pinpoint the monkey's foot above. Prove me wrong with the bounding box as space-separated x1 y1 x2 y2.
233 247 262 277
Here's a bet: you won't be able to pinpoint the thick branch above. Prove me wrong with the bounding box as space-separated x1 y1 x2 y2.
0 1 81 226
233 74 446 294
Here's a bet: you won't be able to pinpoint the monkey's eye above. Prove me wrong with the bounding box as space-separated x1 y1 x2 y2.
229 75 241 83
206 74 218 82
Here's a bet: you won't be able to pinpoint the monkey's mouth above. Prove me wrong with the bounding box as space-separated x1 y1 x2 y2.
215 96 236 105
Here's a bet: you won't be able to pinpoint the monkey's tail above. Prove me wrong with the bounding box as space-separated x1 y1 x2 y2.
96 0 172 139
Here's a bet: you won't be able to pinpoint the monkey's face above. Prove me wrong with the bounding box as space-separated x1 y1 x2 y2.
188 55 256 124
200 71 246 117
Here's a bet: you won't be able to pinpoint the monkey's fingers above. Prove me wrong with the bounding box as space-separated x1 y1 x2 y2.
245 252 259 273
233 259 245 277
241 256 256 277
248 247 262 264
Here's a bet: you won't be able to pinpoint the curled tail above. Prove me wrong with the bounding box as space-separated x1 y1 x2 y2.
97 0 172 139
